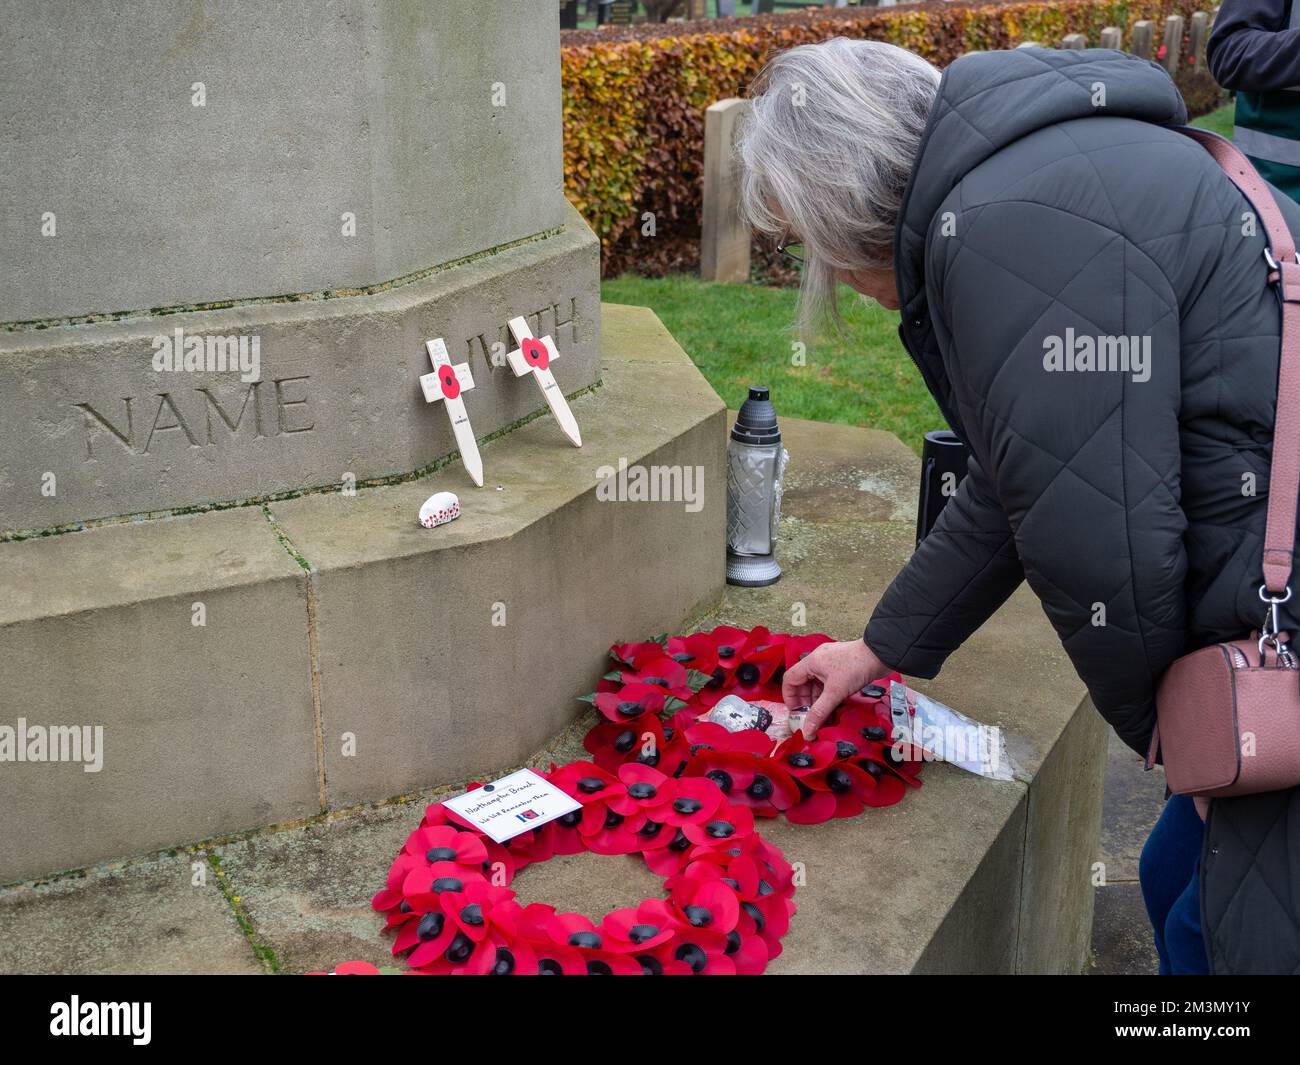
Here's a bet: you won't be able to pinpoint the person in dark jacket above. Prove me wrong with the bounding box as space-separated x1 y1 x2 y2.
1208 0 1300 202
740 39 1300 974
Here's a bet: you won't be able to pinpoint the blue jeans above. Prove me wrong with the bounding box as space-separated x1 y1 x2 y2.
1138 794 1210 974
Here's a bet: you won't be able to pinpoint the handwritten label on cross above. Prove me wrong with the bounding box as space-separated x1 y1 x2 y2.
506 316 582 447
419 337 483 487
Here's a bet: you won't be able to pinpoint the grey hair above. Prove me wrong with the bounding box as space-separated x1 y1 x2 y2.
738 37 939 335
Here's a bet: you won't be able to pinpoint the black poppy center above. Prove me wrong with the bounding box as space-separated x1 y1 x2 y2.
444 932 473 963
705 769 733 793
417 912 445 941
826 768 854 793
577 777 606 794
567 930 602 949
683 905 712 927
627 782 657 800
425 846 458 863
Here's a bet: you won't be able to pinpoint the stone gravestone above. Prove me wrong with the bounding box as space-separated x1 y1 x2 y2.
701 99 753 283
1162 15 1185 75
0 0 601 538
1131 20 1155 60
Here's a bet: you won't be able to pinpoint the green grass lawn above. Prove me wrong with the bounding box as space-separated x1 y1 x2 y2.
1191 101 1234 137
602 101 1240 454
602 275 943 453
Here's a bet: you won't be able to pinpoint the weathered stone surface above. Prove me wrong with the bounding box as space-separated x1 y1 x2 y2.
1017 695 1108 973
0 855 262 975
1089 882 1160 975
215 804 418 974
0 508 319 885
0 0 566 323
0 204 600 535
771 416 918 526
271 305 726 806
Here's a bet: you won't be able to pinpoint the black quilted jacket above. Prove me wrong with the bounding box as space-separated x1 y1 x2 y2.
863 47 1300 973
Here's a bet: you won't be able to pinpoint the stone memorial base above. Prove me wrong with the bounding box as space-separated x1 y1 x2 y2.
0 304 725 885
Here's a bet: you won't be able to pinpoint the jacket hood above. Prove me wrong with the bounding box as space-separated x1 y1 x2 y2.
896 48 1188 314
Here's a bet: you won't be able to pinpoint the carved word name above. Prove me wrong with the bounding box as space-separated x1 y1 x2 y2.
75 377 313 459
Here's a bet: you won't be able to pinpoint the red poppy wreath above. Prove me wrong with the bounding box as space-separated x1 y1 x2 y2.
345 759 797 976
319 626 920 976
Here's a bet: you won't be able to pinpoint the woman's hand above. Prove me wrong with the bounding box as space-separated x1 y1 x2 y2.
781 639 890 738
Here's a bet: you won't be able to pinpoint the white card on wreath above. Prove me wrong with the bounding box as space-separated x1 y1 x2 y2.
441 768 581 844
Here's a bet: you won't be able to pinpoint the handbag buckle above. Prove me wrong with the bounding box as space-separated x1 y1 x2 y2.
1263 247 1300 273
1258 583 1296 665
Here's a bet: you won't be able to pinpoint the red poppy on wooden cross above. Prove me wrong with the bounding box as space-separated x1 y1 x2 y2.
506 316 582 447
419 337 483 487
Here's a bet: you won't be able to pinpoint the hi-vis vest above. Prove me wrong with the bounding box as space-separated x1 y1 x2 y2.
1234 0 1300 201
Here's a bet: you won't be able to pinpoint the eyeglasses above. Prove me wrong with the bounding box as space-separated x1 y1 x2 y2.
776 239 804 264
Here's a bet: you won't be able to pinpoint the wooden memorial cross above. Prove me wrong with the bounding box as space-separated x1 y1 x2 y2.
506 316 582 447
419 337 484 486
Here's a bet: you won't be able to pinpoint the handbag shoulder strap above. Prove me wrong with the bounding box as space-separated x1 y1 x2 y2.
1179 127 1300 600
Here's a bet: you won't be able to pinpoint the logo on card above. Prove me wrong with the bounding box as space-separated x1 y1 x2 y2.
515 809 540 822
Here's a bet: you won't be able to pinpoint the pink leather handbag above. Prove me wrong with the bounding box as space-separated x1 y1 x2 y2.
1145 128 1300 798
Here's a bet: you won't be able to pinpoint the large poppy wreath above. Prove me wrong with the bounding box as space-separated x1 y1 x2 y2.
320 626 920 976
